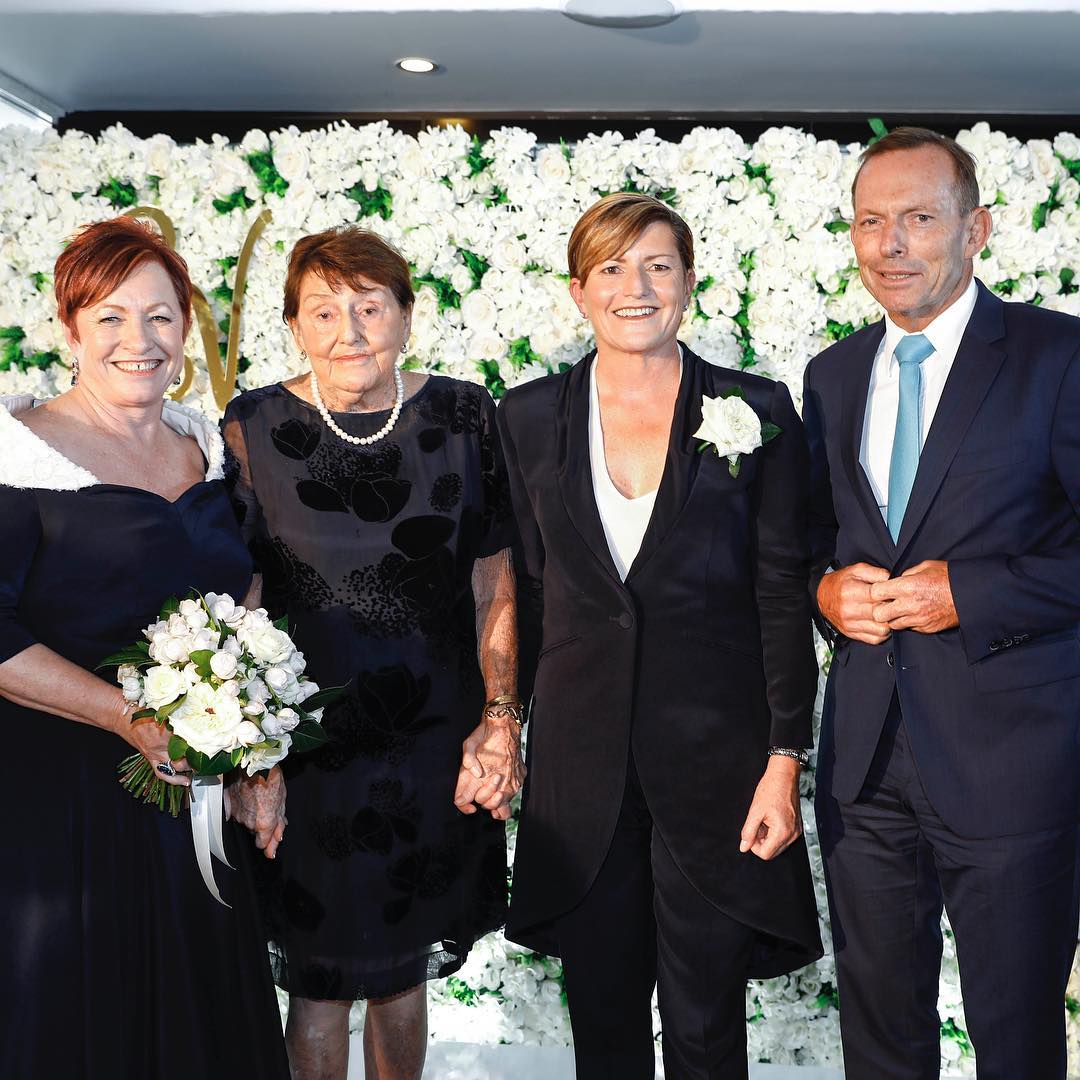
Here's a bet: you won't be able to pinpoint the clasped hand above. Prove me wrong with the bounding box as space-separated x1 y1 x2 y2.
454 713 526 822
817 559 958 644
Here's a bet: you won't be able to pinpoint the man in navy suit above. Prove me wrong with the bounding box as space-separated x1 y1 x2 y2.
804 126 1080 1079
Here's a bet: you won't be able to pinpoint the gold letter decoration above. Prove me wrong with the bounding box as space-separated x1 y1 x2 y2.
124 205 273 411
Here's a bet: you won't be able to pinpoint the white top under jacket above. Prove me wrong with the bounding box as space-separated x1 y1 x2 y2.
588 351 683 582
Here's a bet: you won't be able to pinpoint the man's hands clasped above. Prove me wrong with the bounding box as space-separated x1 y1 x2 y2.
817 559 958 644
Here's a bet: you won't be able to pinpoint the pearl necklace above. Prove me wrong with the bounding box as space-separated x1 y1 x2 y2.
309 368 404 447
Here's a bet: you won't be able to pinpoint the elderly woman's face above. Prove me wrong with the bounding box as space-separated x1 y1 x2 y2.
570 221 694 358
291 272 411 400
64 260 187 407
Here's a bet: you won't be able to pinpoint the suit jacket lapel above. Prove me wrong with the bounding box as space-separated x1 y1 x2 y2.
839 320 897 560
625 344 705 582
556 350 623 585
894 282 1007 556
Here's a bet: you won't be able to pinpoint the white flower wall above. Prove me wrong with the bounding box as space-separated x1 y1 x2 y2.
2 119 1079 1071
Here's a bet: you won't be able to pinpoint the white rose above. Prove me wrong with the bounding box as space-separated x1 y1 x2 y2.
235 720 263 747
182 662 202 686
264 665 291 695
168 682 247 756
161 636 191 665
274 707 301 732
244 676 270 703
243 733 292 777
210 650 239 680
178 598 209 630
461 288 499 332
236 621 294 665
121 676 143 704
287 650 307 675
242 699 266 718
450 264 474 297
142 665 188 710
205 593 247 628
693 393 763 462
166 613 188 637
191 628 218 653
222 635 243 658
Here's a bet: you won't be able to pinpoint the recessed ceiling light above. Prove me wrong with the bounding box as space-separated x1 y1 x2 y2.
397 57 437 74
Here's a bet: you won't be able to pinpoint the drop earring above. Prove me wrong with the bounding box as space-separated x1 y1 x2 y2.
70 358 80 387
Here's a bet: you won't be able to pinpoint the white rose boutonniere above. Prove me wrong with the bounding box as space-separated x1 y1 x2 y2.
693 387 781 478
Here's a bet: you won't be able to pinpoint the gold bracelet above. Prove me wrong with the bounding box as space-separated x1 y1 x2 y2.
483 695 526 725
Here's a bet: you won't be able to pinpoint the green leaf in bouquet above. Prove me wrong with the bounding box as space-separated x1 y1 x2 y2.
273 615 290 632
202 749 237 775
167 734 189 760
159 596 181 618
188 649 215 677
300 683 349 712
230 747 244 768
184 747 210 773
290 719 330 753
96 641 152 670
761 422 783 444
156 694 187 721
130 707 157 722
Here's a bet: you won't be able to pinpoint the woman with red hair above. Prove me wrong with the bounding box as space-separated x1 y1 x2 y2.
0 217 289 1079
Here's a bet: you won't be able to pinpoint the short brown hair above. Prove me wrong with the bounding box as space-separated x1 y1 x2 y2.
567 193 694 283
852 126 981 215
54 216 194 339
283 226 414 323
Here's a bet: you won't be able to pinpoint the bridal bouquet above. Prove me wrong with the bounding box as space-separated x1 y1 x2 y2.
101 591 334 816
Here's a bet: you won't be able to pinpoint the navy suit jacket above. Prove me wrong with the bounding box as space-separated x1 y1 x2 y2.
804 281 1080 838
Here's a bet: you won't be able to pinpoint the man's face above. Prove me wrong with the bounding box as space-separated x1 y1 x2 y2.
852 145 991 332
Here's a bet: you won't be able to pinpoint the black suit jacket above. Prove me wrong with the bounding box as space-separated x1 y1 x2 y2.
804 281 1080 838
497 345 822 978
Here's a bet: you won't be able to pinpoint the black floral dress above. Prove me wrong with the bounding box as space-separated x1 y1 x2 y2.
222 378 515 1001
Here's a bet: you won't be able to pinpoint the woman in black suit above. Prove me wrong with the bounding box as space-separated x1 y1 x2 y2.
497 193 822 1079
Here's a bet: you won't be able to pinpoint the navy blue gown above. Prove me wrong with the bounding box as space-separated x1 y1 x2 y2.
0 404 289 1080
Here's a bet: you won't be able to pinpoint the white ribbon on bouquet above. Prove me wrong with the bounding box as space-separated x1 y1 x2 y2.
189 774 234 906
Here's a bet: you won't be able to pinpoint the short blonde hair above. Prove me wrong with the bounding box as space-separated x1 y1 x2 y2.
567 193 694 284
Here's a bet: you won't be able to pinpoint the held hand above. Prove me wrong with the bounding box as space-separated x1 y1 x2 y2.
228 765 288 859
817 562 893 645
739 757 803 861
453 713 526 822
120 701 190 789
869 560 958 634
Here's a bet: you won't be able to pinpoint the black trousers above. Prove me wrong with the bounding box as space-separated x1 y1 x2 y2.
553 757 757 1080
818 695 1080 1080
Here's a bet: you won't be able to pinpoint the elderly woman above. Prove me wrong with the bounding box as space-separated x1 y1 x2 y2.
497 193 823 1079
222 225 522 1080
0 218 289 1078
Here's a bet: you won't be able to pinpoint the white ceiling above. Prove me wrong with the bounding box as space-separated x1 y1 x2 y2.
0 3 1077 120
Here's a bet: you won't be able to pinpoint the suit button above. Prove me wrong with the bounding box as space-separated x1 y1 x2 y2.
989 640 1002 652
886 652 895 668
617 612 634 630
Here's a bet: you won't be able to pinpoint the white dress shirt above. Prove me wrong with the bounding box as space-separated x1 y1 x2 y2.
589 355 681 582
859 278 979 520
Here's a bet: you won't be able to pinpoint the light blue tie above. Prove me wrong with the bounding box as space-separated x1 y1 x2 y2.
886 333 936 542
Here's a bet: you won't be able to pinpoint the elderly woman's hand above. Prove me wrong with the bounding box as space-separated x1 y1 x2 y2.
453 712 526 822
228 766 287 858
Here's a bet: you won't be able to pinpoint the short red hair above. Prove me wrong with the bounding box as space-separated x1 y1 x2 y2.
54 217 194 340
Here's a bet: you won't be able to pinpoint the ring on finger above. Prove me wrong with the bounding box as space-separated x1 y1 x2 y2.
156 762 175 777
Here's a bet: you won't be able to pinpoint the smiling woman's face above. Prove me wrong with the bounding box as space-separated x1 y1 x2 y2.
291 271 411 403
64 259 187 408
570 220 694 359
